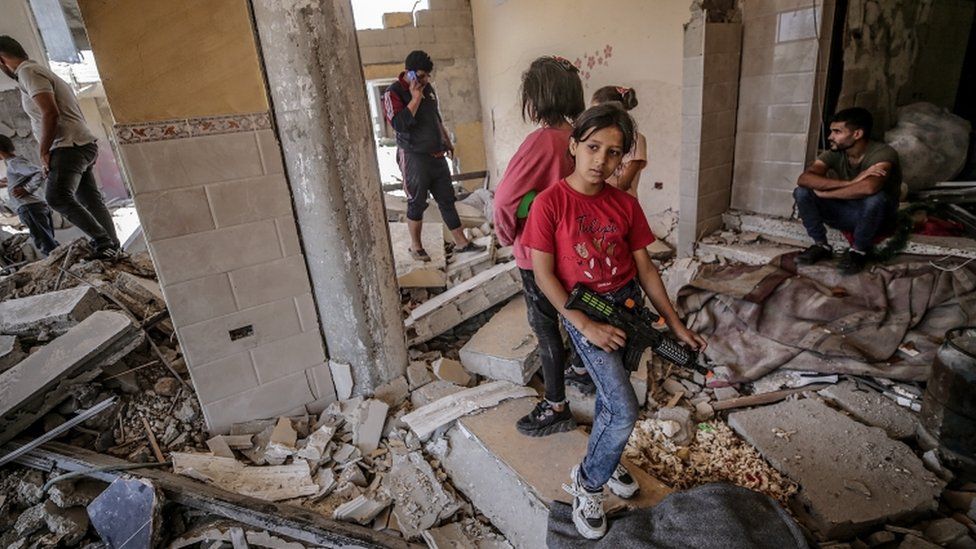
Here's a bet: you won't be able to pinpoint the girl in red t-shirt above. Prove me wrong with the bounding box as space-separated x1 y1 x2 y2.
492 56 588 437
522 104 706 540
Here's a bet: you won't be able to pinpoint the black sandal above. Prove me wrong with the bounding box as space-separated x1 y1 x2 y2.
409 248 432 262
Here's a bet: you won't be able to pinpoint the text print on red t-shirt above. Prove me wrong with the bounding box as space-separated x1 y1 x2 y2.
574 214 623 283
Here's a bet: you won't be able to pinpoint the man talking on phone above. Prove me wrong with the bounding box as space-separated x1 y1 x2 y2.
383 50 485 262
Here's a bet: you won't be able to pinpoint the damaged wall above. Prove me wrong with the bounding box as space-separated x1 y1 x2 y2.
0 0 49 166
356 0 487 173
470 0 688 236
78 0 336 433
837 0 975 137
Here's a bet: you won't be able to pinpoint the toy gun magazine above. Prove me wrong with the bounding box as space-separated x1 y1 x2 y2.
565 283 708 375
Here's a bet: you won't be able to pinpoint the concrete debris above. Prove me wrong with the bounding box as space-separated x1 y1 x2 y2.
153 376 180 397
922 517 970 546
728 398 944 539
391 222 447 288
446 236 495 287
333 492 392 525
713 386 741 401
402 381 537 440
432 357 472 386
405 261 522 345
332 443 361 465
265 417 299 465
338 464 368 488
373 376 410 408
422 518 512 549
662 378 686 397
0 334 24 373
336 398 388 453
206 435 236 458
459 298 540 385
329 360 355 400
406 361 434 390
172 452 319 501
921 450 954 482
818 381 918 440
312 468 337 500
41 500 89 545
654 407 695 446
410 380 465 409
0 286 103 337
662 257 701 299
867 530 896 546
170 520 306 549
47 480 105 509
297 423 337 462
387 450 461 539
695 401 715 420
0 310 143 446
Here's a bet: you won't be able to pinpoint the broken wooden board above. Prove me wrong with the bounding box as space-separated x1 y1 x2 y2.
0 311 143 446
459 297 540 385
389 222 447 288
171 452 319 502
10 441 411 548
441 398 671 549
405 261 521 345
402 381 536 440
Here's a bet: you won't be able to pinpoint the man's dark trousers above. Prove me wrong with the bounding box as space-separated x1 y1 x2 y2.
17 203 59 255
45 142 119 250
793 187 896 251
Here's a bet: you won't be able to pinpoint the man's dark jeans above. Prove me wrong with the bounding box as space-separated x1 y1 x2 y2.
793 187 896 252
17 203 59 255
46 143 119 250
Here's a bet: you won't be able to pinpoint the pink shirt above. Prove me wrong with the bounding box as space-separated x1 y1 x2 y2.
493 127 574 270
521 179 656 293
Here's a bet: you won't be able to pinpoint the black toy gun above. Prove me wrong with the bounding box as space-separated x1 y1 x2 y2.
565 283 708 375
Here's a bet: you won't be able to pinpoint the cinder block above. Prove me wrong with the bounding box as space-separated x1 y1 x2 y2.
382 12 413 29
294 293 319 333
434 25 473 46
136 186 214 242
359 45 397 65
738 75 774 107
701 109 737 143
250 330 326 383
740 45 774 77
771 71 816 105
256 130 283 175
704 22 742 54
275 216 302 257
428 0 471 11
187 351 260 405
149 219 282 285
228 255 311 310
702 81 738 114
703 52 741 85
178 296 302 366
0 287 103 337
162 272 237 327
699 188 733 220
699 137 735 169
202 370 316 434
698 163 734 198
414 9 470 27
401 26 435 46
766 132 809 163
357 28 393 48
206 174 293 228
683 17 704 57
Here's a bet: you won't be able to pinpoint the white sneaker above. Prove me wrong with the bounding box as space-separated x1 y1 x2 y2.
563 465 607 540
606 462 639 499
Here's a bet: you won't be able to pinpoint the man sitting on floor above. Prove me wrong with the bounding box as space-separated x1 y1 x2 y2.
793 107 902 275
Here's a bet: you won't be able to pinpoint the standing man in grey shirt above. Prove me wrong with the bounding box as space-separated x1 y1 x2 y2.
0 134 59 255
0 35 120 260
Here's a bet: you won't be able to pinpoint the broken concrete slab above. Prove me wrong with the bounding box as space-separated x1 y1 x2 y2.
410 380 465 409
405 261 522 345
329 360 354 400
728 398 944 539
172 452 319 501
402 381 537 440
373 376 409 408
333 492 392 525
441 398 671 549
432 357 472 386
87 478 162 549
206 435 236 458
386 450 461 539
351 399 388 453
0 310 143 446
459 298 540 385
818 381 917 440
0 286 103 337
0 335 24 374
422 518 512 549
264 417 298 465
297 423 337 462
390 222 447 288
406 361 433 390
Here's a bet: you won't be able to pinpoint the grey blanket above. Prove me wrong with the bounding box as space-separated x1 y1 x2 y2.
547 483 809 548
678 254 976 381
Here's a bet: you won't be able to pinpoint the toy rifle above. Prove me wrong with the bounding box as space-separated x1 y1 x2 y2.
565 283 708 375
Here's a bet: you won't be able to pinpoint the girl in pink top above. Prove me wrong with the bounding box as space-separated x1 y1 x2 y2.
591 86 647 198
492 56 585 437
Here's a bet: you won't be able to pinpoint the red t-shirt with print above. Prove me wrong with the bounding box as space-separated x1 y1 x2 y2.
521 179 656 293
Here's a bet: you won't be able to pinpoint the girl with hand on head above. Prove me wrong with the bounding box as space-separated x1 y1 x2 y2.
520 104 706 540
493 55 593 437
591 86 647 197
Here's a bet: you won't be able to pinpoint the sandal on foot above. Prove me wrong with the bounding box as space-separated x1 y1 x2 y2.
409 248 432 262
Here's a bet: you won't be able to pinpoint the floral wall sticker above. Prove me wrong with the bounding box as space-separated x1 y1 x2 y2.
573 44 614 81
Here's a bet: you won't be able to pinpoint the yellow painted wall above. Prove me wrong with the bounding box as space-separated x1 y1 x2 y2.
470 0 688 217
78 0 268 123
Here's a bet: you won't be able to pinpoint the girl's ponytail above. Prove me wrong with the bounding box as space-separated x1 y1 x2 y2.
592 86 639 111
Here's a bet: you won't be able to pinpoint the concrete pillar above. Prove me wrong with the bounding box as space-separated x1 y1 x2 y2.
249 0 408 392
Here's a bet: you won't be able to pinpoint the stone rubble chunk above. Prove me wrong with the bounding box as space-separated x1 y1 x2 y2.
922 517 969 546
172 452 319 501
410 380 465 409
373 376 409 408
264 417 298 465
43 501 89 546
0 335 24 374
387 450 462 539
333 493 392 525
338 398 389 453
655 406 694 446
459 298 540 385
713 386 741 401
422 518 512 549
47 480 105 508
662 378 685 396
296 423 337 462
338 464 368 488
694 401 715 420
14 502 46 536
332 443 361 465
728 398 944 539
206 435 235 458
406 361 433 390
432 357 472 386
153 377 180 397
0 286 103 337
329 359 354 400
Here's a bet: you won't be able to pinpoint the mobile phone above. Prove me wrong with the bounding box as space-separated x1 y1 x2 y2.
407 70 417 82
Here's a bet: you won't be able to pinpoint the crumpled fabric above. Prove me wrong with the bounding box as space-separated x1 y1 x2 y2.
677 254 976 382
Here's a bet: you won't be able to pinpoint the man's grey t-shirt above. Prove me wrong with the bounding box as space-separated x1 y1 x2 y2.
818 140 902 200
16 60 96 151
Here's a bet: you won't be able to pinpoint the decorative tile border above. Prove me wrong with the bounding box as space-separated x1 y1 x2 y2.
115 112 272 144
